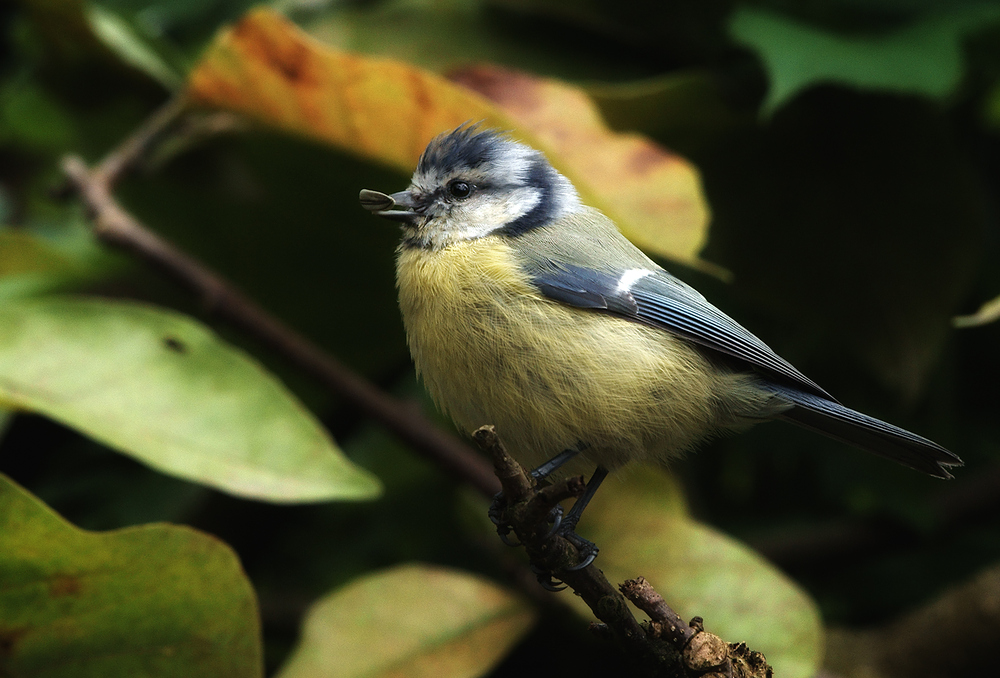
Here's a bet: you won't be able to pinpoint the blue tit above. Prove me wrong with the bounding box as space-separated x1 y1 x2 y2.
360 125 961 529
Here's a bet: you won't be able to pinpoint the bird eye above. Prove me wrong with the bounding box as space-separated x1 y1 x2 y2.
447 180 472 199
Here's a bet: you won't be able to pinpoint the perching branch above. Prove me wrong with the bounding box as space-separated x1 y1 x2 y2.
59 98 499 500
473 425 773 678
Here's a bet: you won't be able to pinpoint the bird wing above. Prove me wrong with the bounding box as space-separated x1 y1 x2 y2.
529 260 834 400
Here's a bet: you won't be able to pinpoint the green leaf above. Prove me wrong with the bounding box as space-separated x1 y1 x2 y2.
85 3 182 89
729 5 1000 112
275 563 536 678
0 472 262 677
0 296 382 503
17 0 183 88
569 467 823 678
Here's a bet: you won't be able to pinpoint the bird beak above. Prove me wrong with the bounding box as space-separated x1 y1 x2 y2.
359 189 420 225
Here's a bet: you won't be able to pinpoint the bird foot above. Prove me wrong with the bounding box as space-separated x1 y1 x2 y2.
489 490 563 547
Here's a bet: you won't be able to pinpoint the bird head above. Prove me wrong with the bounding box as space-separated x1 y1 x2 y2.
360 125 580 249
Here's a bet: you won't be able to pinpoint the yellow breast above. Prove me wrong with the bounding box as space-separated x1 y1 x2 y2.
395 237 768 471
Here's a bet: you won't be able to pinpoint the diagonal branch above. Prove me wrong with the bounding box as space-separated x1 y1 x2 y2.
60 145 499 499
473 425 772 678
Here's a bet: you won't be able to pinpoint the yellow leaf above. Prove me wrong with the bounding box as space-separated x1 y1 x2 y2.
276 564 534 678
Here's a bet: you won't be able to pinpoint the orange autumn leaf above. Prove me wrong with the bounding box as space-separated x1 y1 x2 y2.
186 7 507 174
185 8 712 268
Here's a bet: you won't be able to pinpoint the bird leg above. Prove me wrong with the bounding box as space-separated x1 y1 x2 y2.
475 429 608 588
488 448 580 545
530 448 580 479
560 465 608 571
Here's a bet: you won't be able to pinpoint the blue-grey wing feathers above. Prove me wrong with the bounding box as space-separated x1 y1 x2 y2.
532 263 831 398
528 261 962 478
628 273 833 399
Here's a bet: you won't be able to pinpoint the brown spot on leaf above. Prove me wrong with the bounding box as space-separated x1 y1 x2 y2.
186 9 504 173
449 66 541 114
629 143 674 175
239 15 314 86
49 574 82 597
163 336 187 353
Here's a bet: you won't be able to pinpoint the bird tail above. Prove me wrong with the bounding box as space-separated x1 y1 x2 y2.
769 386 962 479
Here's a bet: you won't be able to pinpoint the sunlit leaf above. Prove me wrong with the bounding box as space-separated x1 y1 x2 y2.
185 7 712 268
570 466 823 678
0 473 263 677
953 293 1000 327
276 563 535 678
0 296 382 503
730 5 1000 113
85 3 181 89
186 7 504 174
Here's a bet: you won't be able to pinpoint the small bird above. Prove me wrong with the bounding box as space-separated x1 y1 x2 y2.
361 125 961 556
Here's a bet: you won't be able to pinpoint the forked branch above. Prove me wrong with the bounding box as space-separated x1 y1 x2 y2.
473 425 772 678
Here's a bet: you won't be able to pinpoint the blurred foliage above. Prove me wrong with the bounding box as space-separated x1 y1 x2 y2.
276 564 535 678
0 473 261 676
730 4 1000 113
2 0 1000 676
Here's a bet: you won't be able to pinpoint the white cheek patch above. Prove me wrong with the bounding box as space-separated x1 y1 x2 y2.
616 268 654 293
443 187 542 241
479 187 541 225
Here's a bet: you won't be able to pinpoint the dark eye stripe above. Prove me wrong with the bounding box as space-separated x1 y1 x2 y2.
500 159 553 236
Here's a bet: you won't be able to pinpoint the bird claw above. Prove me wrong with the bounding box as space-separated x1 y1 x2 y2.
489 492 523 546
490 492 565 547
489 459 605 589
525 526 597 590
487 491 506 526
563 531 599 570
497 525 521 547
542 504 564 538
531 564 567 591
